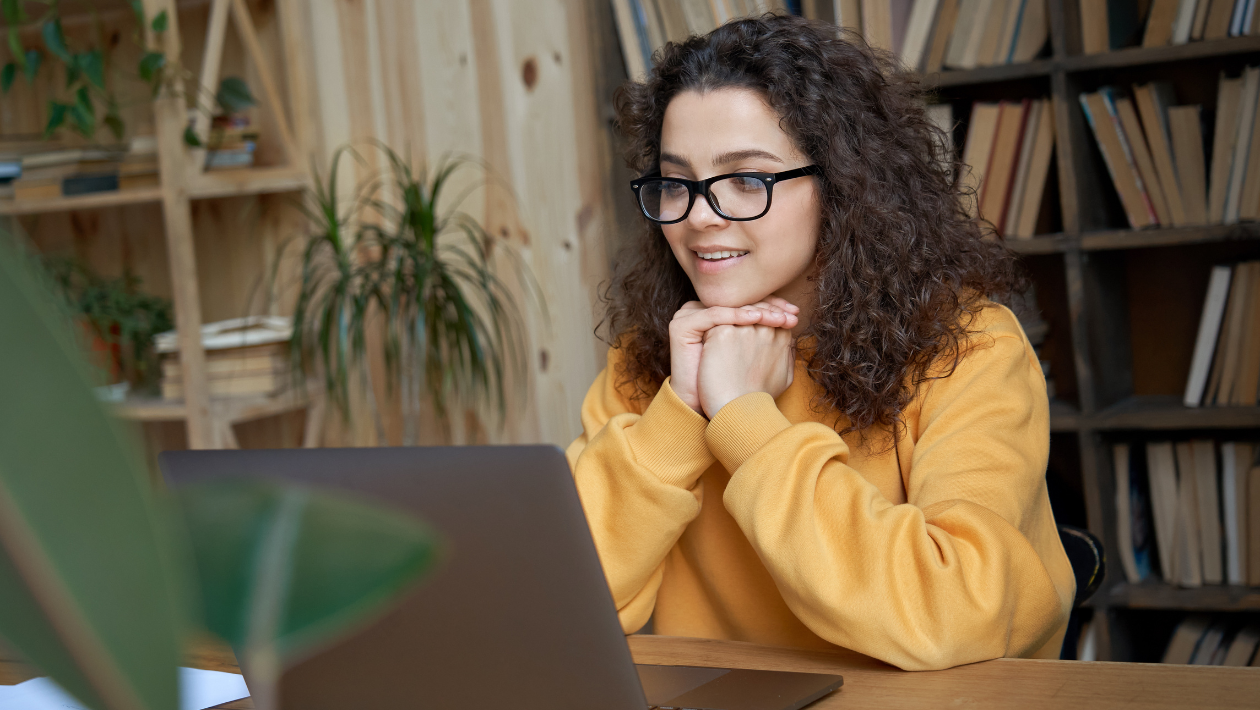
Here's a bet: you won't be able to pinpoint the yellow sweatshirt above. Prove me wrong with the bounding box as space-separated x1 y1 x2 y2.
566 303 1075 671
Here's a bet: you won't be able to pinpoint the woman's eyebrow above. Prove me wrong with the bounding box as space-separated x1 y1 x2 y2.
659 151 691 167
714 148 784 165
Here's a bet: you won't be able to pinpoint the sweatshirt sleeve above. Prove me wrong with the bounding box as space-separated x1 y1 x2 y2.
708 330 1073 670
566 347 716 633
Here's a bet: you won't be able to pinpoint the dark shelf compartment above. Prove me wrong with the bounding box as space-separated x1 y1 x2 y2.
1108 582 1260 611
1049 398 1083 431
1062 35 1260 74
1092 395 1260 430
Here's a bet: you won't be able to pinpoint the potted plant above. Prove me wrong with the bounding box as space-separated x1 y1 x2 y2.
41 256 173 398
286 143 539 444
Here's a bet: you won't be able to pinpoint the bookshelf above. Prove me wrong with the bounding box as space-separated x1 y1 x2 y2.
605 0 1260 662
1 0 313 449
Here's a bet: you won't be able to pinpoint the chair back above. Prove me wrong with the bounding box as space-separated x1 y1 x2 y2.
1058 525 1105 607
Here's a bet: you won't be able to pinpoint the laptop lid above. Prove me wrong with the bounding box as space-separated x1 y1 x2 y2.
161 445 648 710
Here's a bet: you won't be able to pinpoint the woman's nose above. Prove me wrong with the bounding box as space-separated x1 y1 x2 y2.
686 191 728 229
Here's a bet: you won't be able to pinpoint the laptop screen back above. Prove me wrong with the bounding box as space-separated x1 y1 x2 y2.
161 446 648 710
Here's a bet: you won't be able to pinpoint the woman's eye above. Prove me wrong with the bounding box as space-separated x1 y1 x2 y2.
662 182 689 198
731 176 765 192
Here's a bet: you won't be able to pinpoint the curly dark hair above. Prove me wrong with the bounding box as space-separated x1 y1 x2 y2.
602 13 1025 442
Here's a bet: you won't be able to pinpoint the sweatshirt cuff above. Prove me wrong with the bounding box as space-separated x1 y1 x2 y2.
704 392 793 474
623 377 715 487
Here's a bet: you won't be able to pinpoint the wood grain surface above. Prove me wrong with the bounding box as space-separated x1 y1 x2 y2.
3 634 1256 709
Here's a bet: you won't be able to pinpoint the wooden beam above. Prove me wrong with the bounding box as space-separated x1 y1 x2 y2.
230 0 300 166
144 0 216 448
188 0 232 179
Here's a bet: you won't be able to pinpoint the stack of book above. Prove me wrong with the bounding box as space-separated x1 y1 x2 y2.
0 136 159 202
1113 440 1259 588
1162 615 1260 665
917 0 1049 73
205 114 258 170
156 316 293 401
1087 0 1260 55
1184 261 1260 408
956 97 1057 238
612 1 793 78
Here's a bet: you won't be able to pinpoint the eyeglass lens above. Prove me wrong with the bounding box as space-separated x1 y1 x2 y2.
639 176 769 222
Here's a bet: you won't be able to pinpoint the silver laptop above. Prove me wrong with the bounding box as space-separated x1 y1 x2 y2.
161 446 842 709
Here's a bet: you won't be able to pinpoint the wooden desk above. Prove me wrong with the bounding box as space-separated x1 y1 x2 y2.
3 635 1258 709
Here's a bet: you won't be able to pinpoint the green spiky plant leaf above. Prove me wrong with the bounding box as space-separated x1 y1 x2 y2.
0 234 187 710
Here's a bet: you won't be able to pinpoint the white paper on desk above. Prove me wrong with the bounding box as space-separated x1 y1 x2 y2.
0 667 249 710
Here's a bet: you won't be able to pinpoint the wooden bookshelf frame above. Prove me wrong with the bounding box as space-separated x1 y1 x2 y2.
3 0 313 449
931 0 1260 661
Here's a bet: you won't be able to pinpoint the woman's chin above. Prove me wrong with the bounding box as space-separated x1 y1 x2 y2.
696 289 770 309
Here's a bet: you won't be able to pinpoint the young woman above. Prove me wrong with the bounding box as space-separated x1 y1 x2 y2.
566 14 1074 671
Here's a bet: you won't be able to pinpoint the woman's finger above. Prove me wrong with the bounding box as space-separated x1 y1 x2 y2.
673 306 773 340
760 295 800 314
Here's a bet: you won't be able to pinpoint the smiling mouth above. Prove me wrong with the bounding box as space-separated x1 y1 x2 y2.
695 250 749 261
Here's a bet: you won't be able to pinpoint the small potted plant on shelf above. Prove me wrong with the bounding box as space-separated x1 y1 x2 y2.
41 256 173 399
285 143 539 444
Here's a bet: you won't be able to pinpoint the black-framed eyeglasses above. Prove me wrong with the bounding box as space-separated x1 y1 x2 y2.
630 165 820 224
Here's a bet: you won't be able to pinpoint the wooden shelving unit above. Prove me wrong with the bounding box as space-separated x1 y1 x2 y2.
2 0 311 449
922 0 1260 662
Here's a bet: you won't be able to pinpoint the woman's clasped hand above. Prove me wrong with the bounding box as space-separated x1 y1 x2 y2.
667 296 799 419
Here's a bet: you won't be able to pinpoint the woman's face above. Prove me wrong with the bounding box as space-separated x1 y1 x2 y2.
658 88 821 309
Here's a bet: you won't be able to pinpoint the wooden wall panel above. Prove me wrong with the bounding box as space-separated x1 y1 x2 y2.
295 0 616 448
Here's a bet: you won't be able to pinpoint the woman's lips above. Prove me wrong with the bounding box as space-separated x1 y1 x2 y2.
693 251 748 274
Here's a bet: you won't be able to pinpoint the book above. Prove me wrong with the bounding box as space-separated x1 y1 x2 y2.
1115 442 1155 583
1162 614 1212 663
1174 441 1204 587
1192 0 1214 39
926 103 956 172
1210 262 1253 404
862 0 895 50
1221 442 1253 585
1232 261 1260 405
1238 86 1260 221
1172 0 1202 44
1147 441 1181 582
1223 626 1260 666
965 0 1003 68
1184 265 1233 407
1224 66 1260 224
678 0 717 34
1205 0 1238 38
1251 460 1260 586
1081 89 1157 228
1232 0 1251 35
1116 96 1174 225
162 372 288 400
1208 74 1242 223
976 0 1015 66
1191 439 1223 584
980 99 1029 229
1144 0 1183 46
890 0 916 55
1115 443 1140 583
1081 0 1111 54
1005 98 1043 236
944 0 980 68
1009 0 1048 63
838 0 864 33
1012 98 1055 238
1190 622 1227 664
1167 105 1208 225
1134 82 1188 226
925 0 961 72
900 0 940 70
960 101 1002 217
